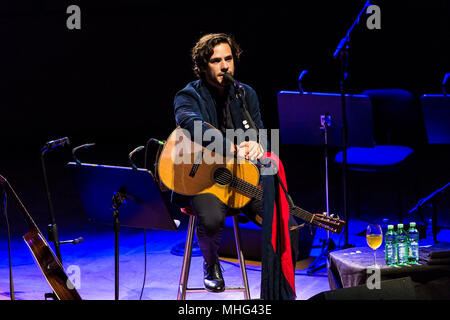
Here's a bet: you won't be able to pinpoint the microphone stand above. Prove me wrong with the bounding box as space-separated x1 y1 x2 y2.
333 0 370 248
41 138 85 300
111 187 127 301
409 182 450 243
42 139 86 261
232 80 296 237
307 114 337 273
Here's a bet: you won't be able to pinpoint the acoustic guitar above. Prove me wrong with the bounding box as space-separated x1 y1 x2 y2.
0 175 82 300
157 127 344 234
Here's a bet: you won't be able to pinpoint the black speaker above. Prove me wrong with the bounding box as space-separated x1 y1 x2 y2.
309 277 416 300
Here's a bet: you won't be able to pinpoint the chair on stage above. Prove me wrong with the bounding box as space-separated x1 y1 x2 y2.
334 89 424 223
412 90 450 241
176 205 250 300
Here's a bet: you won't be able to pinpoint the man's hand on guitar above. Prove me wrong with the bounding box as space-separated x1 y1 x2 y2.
236 141 264 162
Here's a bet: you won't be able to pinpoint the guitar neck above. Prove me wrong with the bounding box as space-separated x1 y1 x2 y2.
1 176 39 231
290 206 315 223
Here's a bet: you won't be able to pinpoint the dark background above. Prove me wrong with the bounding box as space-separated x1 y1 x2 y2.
0 0 449 233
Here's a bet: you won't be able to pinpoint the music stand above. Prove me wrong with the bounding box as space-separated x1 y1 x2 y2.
67 162 180 300
277 91 374 272
420 94 450 144
278 91 374 148
414 94 450 241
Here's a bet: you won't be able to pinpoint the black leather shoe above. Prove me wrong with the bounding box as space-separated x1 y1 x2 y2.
203 260 225 293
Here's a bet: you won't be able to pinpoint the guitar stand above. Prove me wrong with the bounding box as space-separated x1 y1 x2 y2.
45 292 57 300
1 174 82 301
307 238 336 274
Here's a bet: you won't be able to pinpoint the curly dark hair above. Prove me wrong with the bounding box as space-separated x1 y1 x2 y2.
191 33 243 78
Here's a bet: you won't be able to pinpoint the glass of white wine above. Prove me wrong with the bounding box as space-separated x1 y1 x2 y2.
366 224 383 267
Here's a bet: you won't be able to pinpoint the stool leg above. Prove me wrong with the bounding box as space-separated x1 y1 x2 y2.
177 215 196 300
232 215 250 300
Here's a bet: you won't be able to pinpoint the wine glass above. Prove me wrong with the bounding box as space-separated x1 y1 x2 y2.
366 224 383 267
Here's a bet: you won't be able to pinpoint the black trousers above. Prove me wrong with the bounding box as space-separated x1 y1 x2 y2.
190 193 259 265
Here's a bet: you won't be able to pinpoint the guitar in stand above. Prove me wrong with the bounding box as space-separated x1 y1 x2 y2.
157 126 345 234
0 174 82 300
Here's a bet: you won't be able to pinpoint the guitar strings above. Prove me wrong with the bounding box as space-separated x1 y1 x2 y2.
214 170 340 232
213 169 262 199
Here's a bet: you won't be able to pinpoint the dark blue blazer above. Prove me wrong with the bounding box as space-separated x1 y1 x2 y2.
171 79 266 207
174 79 266 155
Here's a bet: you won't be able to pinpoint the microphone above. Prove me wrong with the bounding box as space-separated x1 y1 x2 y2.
223 73 243 90
129 146 145 159
147 138 165 146
333 36 348 59
60 237 84 245
333 0 371 59
44 137 70 151
73 143 96 152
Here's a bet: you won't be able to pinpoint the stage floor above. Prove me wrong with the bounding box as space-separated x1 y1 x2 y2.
2 213 447 301
1 147 449 300
0 219 330 300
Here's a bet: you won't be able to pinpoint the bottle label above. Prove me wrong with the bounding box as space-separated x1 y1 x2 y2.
385 245 397 265
398 243 408 264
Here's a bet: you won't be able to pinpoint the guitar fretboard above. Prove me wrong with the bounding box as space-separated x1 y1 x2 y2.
230 176 314 223
212 167 343 233
230 177 263 200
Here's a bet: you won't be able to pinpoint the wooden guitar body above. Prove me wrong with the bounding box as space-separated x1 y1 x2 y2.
158 126 260 209
23 229 81 300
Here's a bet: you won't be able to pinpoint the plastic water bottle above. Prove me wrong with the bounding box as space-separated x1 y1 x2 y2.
397 224 409 265
407 222 419 264
385 225 398 266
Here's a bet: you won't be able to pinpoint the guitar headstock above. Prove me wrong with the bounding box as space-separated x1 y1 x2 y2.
312 213 345 234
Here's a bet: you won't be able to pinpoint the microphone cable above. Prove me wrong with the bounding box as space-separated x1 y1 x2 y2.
144 138 165 170
139 228 147 300
138 137 165 300
2 190 15 300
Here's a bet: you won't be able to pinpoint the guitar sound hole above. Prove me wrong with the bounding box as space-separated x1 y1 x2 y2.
213 167 232 185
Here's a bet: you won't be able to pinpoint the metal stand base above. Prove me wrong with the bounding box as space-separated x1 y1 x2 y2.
307 238 336 274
